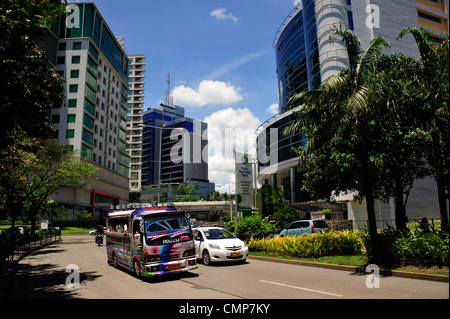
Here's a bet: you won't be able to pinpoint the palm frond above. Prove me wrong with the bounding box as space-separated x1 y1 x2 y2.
330 26 362 70
356 37 390 79
397 26 435 63
348 86 370 116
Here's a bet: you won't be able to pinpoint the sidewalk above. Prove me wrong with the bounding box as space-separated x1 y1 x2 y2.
0 235 61 299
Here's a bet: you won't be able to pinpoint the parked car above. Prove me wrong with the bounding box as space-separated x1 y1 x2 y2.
280 220 330 237
193 227 249 266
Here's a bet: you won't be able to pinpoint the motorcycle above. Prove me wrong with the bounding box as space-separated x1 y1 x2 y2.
95 231 104 246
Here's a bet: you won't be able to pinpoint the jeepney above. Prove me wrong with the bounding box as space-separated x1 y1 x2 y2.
106 205 197 277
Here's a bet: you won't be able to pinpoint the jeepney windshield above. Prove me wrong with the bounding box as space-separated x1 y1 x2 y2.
144 214 190 239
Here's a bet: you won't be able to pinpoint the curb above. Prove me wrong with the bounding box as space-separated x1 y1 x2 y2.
248 255 449 283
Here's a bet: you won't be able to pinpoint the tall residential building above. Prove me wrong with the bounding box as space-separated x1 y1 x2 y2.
256 0 448 227
45 2 130 222
126 54 146 201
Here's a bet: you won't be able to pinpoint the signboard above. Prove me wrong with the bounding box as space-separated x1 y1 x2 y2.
40 220 49 230
235 151 253 215
310 212 325 220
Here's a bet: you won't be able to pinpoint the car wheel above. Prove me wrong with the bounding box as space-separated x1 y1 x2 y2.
133 258 141 278
202 250 211 266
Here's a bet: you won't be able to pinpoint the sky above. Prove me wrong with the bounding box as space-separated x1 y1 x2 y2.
89 0 301 192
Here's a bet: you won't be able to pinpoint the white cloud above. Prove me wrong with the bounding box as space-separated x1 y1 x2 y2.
267 103 279 115
172 80 243 107
203 108 261 191
210 8 238 24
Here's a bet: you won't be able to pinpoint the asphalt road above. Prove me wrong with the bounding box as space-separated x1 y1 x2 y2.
7 235 449 301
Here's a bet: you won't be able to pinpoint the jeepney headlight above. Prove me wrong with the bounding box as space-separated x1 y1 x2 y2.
145 255 161 263
183 249 195 257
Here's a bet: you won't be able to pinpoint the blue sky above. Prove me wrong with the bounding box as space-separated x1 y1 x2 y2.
90 0 300 190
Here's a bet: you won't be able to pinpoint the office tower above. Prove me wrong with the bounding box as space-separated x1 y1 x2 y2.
140 104 213 202
256 0 448 225
45 3 130 222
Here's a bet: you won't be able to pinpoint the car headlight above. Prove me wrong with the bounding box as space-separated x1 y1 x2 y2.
209 243 220 249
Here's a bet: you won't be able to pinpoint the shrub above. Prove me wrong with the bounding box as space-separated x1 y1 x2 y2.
362 226 449 267
248 230 364 258
226 215 276 241
272 206 301 229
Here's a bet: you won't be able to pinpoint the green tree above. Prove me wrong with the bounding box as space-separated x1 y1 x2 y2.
368 53 433 230
0 134 99 234
0 0 65 152
284 27 390 243
258 184 286 217
397 28 449 229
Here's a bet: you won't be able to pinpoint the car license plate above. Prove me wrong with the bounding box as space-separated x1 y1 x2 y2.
168 263 181 270
231 252 241 258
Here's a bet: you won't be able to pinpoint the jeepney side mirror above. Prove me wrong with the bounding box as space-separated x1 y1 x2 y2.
134 233 141 243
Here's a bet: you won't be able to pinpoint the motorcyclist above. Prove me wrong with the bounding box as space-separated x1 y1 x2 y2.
95 225 104 245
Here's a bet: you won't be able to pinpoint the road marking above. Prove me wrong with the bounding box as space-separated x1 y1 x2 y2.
259 280 343 297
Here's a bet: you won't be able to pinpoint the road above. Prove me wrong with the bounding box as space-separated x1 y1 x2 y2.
7 235 448 302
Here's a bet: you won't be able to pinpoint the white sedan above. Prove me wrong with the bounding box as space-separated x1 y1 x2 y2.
193 227 249 266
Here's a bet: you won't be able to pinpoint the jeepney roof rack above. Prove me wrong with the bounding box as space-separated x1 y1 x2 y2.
109 202 177 211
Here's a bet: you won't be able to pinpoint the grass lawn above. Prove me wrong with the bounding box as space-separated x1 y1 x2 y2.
0 225 92 235
250 252 449 277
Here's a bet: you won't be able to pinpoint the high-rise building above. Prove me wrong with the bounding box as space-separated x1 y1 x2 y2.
140 104 213 202
256 0 448 226
45 2 130 222
126 54 146 201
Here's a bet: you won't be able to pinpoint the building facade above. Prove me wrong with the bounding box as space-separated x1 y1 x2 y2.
46 3 130 222
140 104 213 202
126 54 146 201
257 0 449 226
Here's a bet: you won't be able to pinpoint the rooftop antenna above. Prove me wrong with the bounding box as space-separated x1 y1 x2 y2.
164 73 174 108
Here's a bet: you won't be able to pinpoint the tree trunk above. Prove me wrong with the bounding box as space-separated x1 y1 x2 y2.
394 175 408 231
432 121 449 229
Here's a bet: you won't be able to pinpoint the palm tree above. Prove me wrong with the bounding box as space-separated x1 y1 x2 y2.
283 27 390 243
397 27 449 229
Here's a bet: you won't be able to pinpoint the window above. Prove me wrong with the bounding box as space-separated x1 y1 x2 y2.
418 11 443 23
66 129 75 139
70 70 79 78
58 43 66 50
67 114 76 123
73 42 82 50
69 84 78 93
57 56 65 64
72 56 81 64
68 99 77 108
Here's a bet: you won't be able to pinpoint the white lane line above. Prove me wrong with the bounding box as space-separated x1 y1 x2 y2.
259 280 343 297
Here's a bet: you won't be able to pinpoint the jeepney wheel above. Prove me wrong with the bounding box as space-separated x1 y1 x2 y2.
133 258 141 277
112 252 118 268
202 250 211 266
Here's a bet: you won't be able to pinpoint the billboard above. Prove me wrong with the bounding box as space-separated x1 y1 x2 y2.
235 151 253 215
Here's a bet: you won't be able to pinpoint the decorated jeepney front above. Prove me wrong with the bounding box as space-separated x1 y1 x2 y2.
106 206 197 277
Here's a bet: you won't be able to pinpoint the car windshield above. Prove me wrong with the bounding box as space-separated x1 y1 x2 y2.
144 214 190 238
203 228 236 240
